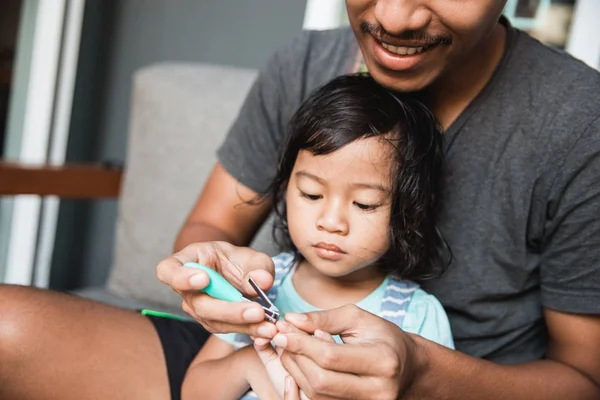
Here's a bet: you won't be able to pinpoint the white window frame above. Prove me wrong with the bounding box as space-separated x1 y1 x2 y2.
303 0 346 30
566 0 600 70
3 0 85 286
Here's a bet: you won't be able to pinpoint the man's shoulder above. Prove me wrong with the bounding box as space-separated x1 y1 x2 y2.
509 31 600 111
492 29 600 150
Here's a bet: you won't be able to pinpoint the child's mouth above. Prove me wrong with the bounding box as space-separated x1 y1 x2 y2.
314 242 346 261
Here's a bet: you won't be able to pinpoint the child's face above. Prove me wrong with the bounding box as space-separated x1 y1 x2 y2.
285 137 393 279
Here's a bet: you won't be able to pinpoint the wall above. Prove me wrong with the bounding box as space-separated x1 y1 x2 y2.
50 0 306 289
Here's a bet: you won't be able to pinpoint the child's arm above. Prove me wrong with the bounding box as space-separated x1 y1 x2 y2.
182 334 280 400
181 335 251 400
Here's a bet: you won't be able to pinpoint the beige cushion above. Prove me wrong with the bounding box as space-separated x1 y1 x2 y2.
106 63 277 309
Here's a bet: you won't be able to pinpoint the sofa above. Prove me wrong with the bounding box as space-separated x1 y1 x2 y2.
72 63 279 315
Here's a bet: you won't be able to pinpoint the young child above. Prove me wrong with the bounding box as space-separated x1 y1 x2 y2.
181 74 453 400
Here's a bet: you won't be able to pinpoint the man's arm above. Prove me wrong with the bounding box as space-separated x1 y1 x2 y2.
274 307 600 400
405 309 600 399
174 162 272 251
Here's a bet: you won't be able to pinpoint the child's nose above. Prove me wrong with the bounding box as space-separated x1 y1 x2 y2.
316 201 349 235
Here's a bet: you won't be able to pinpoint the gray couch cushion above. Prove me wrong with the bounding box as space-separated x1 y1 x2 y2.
107 63 277 309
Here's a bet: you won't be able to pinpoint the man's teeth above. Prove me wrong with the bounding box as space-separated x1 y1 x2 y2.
381 42 425 56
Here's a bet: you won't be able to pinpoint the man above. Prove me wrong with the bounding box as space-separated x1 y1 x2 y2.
161 0 600 398
1 1 599 399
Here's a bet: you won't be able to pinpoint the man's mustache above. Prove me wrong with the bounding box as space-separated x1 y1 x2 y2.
360 21 452 46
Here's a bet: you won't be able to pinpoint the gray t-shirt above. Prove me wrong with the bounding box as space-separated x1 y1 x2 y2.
217 20 600 364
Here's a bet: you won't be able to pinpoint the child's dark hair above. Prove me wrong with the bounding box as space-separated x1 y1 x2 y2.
262 73 449 281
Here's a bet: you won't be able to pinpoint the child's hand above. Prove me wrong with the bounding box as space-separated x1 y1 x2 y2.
240 345 280 400
253 337 289 398
254 320 336 400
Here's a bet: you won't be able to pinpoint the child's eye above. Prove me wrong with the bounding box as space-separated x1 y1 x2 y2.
300 192 321 201
354 202 379 211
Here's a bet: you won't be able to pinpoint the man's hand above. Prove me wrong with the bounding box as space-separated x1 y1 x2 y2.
156 241 278 338
273 306 600 400
271 305 422 399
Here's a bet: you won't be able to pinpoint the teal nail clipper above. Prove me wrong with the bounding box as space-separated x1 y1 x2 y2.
184 262 280 323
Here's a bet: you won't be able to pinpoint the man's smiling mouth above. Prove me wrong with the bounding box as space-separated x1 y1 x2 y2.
381 42 429 56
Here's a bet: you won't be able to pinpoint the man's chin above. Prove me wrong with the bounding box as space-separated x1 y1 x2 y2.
366 66 439 93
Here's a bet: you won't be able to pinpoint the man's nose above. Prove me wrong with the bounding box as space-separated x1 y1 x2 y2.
373 0 432 35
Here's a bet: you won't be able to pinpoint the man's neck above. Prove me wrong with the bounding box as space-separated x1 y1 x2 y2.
423 22 508 130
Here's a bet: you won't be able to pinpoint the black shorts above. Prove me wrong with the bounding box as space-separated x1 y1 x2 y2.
146 315 210 400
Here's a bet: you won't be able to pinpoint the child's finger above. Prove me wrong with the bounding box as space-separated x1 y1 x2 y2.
254 337 271 347
284 375 300 400
300 390 311 400
253 338 279 365
277 320 307 334
275 320 313 355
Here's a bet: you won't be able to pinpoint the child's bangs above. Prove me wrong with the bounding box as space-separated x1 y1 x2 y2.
303 127 356 156
302 121 402 157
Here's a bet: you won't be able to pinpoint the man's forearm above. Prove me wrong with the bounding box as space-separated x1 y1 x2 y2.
174 222 239 252
406 335 600 400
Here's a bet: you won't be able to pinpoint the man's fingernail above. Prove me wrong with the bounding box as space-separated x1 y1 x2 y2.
286 313 307 322
242 307 263 322
188 273 206 288
257 324 274 338
315 329 334 341
285 376 292 392
272 334 287 348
